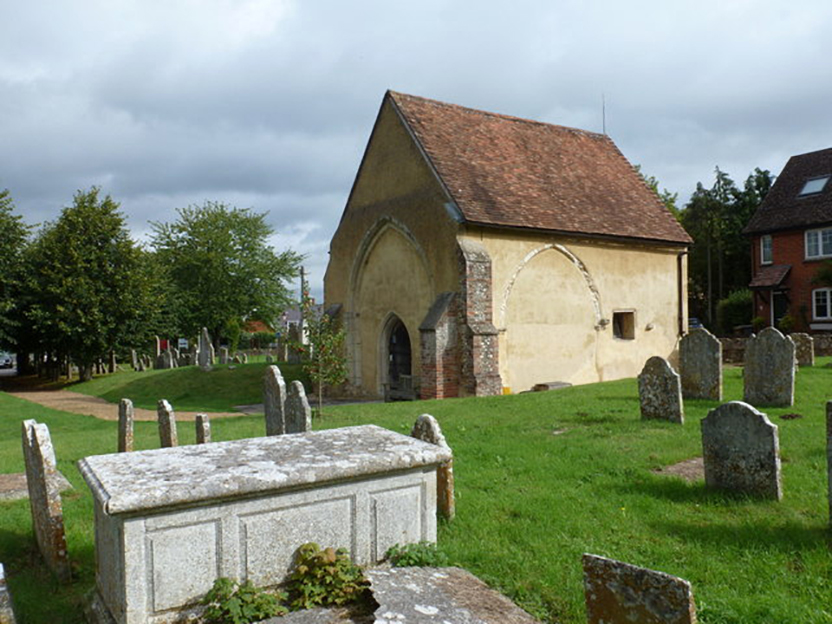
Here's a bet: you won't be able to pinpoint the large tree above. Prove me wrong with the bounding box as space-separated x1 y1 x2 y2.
150 202 301 345
681 167 773 326
24 188 148 380
0 189 29 349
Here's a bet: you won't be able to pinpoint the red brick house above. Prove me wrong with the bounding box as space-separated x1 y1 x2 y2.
744 147 832 331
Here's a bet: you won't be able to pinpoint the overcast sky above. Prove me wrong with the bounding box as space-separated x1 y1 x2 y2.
3 0 832 301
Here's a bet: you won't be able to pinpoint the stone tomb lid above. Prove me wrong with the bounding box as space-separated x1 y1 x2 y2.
77 425 452 515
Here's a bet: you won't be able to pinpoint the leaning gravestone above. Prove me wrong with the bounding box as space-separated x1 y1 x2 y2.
285 381 312 434
680 328 722 400
411 414 455 520
638 356 684 424
743 327 795 407
264 365 287 435
197 327 214 371
157 400 178 448
21 420 71 582
583 554 697 624
195 414 211 444
791 332 814 368
701 401 782 500
118 399 134 453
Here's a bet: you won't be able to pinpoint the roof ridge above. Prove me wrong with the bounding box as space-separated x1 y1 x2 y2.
387 90 609 141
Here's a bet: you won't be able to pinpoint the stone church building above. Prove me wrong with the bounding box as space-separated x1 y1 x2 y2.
324 91 692 400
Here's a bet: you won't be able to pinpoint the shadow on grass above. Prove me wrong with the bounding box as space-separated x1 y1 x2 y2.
653 519 831 552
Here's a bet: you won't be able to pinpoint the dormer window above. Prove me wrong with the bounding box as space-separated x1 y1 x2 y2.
799 176 830 196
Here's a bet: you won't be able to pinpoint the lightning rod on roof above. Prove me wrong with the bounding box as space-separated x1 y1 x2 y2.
602 93 606 135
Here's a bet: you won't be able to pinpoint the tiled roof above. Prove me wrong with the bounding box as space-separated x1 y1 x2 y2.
744 147 832 234
748 264 791 289
388 91 691 245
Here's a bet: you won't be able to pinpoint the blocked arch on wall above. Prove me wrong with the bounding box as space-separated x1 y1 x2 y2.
497 242 603 329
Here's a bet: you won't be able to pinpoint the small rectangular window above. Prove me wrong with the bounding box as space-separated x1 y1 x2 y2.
760 235 772 264
612 311 635 340
814 289 832 319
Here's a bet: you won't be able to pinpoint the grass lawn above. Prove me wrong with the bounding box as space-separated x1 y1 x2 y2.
1 361 831 622
67 361 309 412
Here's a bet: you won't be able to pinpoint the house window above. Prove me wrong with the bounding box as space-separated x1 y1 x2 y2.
799 176 830 196
612 311 635 340
813 289 832 320
760 235 772 264
805 227 832 259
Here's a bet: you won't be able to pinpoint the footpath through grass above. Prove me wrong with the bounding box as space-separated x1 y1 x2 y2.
0 362 831 622
68 361 308 412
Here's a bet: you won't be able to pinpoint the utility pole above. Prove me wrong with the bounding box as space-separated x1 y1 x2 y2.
299 266 306 346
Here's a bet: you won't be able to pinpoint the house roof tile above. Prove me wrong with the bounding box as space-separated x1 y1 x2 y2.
388 91 691 245
744 147 832 234
749 264 791 289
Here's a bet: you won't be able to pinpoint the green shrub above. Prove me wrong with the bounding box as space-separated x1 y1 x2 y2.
201 577 287 624
285 542 370 610
716 289 753 335
385 542 449 567
777 313 796 333
752 315 766 332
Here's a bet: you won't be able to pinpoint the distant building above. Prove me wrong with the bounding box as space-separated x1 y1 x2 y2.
744 147 832 331
325 91 691 400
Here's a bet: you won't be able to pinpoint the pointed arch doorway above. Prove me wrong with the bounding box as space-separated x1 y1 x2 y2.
382 315 414 400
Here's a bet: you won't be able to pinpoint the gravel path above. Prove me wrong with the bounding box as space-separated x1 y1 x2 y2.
5 388 254 421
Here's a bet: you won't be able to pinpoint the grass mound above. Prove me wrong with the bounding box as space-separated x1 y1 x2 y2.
69 362 309 412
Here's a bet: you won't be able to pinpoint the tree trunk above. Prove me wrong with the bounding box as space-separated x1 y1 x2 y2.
79 363 93 382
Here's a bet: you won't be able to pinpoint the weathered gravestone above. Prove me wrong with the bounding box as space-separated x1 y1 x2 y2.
157 400 178 448
219 347 229 365
743 327 795 407
264 365 287 435
285 381 311 434
197 327 214 371
118 399 134 453
153 335 161 358
411 414 455 520
638 356 683 424
792 332 814 368
0 564 16 624
680 328 722 400
701 401 782 500
130 349 138 371
21 420 71 582
583 554 697 624
827 401 832 527
195 414 211 444
241 353 248 364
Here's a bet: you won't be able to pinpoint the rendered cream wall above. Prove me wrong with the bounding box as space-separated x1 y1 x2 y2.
463 228 687 392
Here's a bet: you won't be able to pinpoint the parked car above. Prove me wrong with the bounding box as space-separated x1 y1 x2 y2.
688 317 704 330
0 353 12 369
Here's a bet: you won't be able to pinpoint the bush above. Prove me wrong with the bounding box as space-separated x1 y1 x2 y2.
285 542 370 610
716 289 753 335
201 577 287 624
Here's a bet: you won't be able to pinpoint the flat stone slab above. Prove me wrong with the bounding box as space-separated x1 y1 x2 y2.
78 425 452 515
0 472 73 501
367 567 539 624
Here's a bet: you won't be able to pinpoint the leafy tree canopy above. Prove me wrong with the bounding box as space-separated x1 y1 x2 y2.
635 165 681 220
0 188 29 348
150 202 301 344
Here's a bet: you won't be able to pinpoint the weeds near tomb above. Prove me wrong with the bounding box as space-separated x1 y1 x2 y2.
201 577 287 624
285 542 370 610
385 541 448 567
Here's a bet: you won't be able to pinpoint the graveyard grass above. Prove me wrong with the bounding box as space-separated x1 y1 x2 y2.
70 360 309 412
0 363 831 623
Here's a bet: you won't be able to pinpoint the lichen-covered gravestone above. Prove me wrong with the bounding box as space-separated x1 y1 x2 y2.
197 327 214 371
701 401 782 500
285 381 311 434
638 356 684 424
743 327 795 407
219 347 229 365
583 554 697 624
411 414 455 520
264 365 287 435
21 420 71 582
195 414 211 444
157 400 178 448
118 398 134 453
680 328 722 400
0 563 16 624
791 332 814 368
